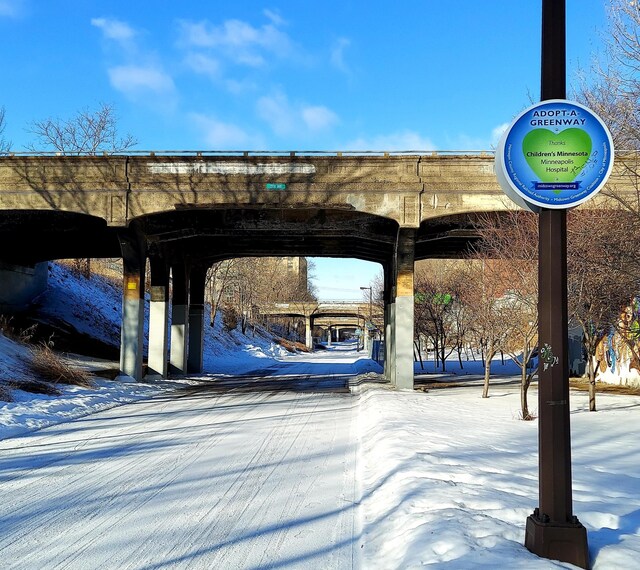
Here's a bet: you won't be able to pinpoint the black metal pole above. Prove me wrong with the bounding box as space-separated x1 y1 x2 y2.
524 1 589 567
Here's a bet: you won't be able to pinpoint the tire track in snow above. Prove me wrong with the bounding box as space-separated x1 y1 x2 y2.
0 367 360 569
0 389 270 568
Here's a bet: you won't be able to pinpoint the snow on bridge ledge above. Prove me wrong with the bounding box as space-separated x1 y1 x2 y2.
147 162 317 175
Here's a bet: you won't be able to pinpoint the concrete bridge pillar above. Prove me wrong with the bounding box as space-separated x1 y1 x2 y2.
305 315 313 350
382 265 394 382
170 261 189 375
187 266 207 373
363 325 371 356
117 231 147 382
391 229 415 390
386 300 396 384
146 256 169 379
326 325 332 346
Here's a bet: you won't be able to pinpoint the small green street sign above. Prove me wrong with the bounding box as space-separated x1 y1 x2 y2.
265 183 287 190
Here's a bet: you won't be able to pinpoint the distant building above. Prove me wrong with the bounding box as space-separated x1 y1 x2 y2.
270 256 308 292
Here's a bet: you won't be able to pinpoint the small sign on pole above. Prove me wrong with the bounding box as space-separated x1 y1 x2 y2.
495 99 614 211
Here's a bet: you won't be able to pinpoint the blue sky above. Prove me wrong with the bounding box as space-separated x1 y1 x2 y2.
0 1 609 300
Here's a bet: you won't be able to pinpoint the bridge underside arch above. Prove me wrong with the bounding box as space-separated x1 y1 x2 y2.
0 207 520 268
415 212 488 261
134 207 398 267
312 311 366 320
0 210 121 264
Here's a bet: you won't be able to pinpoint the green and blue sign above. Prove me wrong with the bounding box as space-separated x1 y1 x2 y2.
495 99 614 210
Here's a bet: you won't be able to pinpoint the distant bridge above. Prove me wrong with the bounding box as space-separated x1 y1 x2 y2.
259 301 383 348
260 301 377 319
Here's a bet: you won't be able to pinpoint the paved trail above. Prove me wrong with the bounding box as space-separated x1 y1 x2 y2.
0 349 364 569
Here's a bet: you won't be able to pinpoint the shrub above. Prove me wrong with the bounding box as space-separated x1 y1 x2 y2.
0 382 12 402
275 338 309 353
29 341 95 388
221 305 238 332
0 316 37 343
9 379 62 396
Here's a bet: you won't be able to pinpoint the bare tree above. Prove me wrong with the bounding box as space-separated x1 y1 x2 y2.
464 260 513 398
414 261 471 373
27 102 137 154
576 0 640 151
576 1 640 215
571 0 640 394
206 260 239 327
567 207 639 410
0 106 10 153
473 211 539 419
24 103 137 279
207 257 316 338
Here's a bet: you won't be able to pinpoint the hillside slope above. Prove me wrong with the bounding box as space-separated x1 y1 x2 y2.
0 261 295 432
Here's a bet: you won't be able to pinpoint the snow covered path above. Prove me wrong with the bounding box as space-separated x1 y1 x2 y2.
0 352 366 569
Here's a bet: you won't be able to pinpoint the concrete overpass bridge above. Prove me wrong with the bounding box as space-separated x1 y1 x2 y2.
1 150 637 389
259 301 383 348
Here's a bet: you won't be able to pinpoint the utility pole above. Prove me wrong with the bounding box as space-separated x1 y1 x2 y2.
524 1 589 568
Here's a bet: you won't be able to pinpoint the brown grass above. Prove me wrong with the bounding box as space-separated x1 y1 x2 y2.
0 382 13 402
0 315 37 343
274 338 310 353
9 379 62 396
417 377 640 397
29 342 95 388
569 377 640 396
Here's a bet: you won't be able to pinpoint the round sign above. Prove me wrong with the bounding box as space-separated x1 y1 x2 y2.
495 99 614 210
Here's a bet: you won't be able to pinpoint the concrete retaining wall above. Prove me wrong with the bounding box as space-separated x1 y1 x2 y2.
0 261 48 313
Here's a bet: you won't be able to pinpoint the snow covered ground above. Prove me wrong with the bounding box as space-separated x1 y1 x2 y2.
1 262 639 568
0 352 362 569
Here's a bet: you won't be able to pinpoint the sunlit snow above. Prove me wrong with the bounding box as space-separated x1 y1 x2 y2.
1 262 639 569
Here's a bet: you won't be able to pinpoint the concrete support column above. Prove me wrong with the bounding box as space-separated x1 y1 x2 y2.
117 231 146 382
146 256 169 379
305 315 313 350
327 326 332 346
170 261 189 375
392 229 415 390
362 324 369 354
382 263 394 383
387 301 397 385
188 266 207 374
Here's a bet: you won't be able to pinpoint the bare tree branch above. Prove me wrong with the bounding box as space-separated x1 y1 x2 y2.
0 106 10 153
26 102 137 154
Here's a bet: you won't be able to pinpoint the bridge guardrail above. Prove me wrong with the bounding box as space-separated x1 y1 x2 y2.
1 149 499 158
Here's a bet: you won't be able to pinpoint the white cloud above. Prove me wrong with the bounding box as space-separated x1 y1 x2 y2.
331 37 351 74
257 92 339 137
440 128 505 152
184 52 221 79
263 9 286 27
223 77 256 94
108 65 175 98
446 133 491 151
189 113 262 149
177 17 295 66
256 93 294 136
491 122 510 146
91 17 136 43
301 105 339 131
91 17 177 109
345 131 436 152
0 0 25 17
